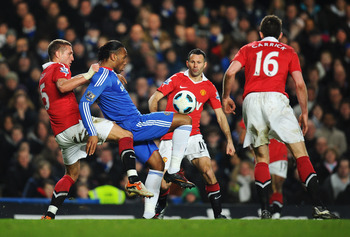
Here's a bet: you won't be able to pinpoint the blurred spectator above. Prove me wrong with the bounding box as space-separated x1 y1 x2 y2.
22 160 57 197
2 145 34 197
315 111 347 156
75 182 90 199
101 6 129 40
322 158 350 205
181 186 201 204
55 15 70 40
308 136 328 167
315 147 339 185
337 99 350 148
27 121 49 155
228 160 256 203
34 134 59 167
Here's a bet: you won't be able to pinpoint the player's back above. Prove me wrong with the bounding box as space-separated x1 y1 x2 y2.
234 37 301 99
39 62 81 136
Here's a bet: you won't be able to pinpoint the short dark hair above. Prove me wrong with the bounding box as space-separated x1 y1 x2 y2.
98 40 125 62
187 48 206 61
260 15 282 39
48 39 72 61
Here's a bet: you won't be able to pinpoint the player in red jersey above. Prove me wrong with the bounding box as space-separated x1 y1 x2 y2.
39 39 152 220
222 15 338 219
149 48 235 219
239 119 287 219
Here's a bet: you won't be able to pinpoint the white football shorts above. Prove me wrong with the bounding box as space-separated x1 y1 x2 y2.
243 92 304 148
269 160 288 178
55 117 114 165
159 134 210 170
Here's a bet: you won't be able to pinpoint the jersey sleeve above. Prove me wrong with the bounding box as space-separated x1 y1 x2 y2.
208 84 222 109
79 69 109 136
52 64 71 83
288 50 302 73
157 74 178 96
232 46 247 67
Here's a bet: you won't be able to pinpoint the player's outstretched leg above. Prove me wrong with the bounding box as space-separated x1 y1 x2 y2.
165 114 195 188
42 159 84 219
154 188 170 219
119 137 153 197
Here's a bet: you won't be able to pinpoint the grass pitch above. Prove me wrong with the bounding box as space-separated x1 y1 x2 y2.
1 219 349 237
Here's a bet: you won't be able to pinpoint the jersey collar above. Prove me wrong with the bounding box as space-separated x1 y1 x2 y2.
184 69 208 84
102 66 113 71
261 36 279 42
42 62 68 70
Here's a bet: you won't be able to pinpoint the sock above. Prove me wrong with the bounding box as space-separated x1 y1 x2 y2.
206 183 222 218
46 175 75 218
254 162 271 211
119 137 139 183
157 188 170 212
143 169 163 219
270 192 283 214
296 156 323 207
168 125 191 174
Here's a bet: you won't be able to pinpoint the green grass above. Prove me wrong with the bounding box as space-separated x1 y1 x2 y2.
1 219 349 237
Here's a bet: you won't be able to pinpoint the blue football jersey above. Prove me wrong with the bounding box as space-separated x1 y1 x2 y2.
79 67 141 136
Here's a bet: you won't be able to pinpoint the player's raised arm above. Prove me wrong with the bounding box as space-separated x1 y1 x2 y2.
56 63 99 93
222 60 242 114
148 90 165 112
214 107 235 156
79 68 107 155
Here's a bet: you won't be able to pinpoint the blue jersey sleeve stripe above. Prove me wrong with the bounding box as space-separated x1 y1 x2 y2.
82 102 97 136
95 68 108 87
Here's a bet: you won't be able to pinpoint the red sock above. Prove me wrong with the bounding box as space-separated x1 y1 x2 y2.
118 137 134 155
205 183 220 194
254 162 271 185
54 175 74 193
160 188 170 197
296 156 316 184
270 192 283 206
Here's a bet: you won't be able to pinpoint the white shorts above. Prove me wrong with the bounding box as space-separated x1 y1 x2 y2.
159 134 210 170
243 92 304 148
269 160 288 178
55 117 114 165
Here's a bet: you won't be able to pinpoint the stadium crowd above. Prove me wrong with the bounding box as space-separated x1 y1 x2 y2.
0 0 350 207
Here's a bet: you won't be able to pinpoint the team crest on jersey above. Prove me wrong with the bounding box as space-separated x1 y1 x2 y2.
163 112 171 116
60 66 69 75
216 91 221 101
163 157 168 163
85 91 96 101
163 78 172 85
200 89 206 96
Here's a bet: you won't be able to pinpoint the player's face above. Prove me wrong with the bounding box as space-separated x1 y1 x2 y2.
114 47 128 73
58 46 74 67
186 54 207 78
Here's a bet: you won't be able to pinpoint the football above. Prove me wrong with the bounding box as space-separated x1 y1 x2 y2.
173 90 197 114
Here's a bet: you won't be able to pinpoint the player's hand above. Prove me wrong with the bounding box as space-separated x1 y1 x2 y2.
86 136 98 155
298 113 308 135
226 140 236 156
222 97 236 114
117 74 127 86
83 63 100 80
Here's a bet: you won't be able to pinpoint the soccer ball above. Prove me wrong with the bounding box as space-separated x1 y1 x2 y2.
173 90 196 114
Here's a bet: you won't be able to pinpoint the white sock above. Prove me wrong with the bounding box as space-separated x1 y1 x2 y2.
143 169 163 219
168 125 191 174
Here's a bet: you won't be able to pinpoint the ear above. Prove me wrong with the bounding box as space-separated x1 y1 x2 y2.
259 31 264 39
186 60 189 68
278 32 283 41
110 53 118 61
204 61 207 69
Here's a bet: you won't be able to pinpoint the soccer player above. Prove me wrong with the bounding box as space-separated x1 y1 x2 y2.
222 15 338 219
79 40 194 219
148 48 235 219
39 39 151 220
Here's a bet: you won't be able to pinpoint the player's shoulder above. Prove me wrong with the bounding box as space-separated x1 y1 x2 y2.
91 67 112 83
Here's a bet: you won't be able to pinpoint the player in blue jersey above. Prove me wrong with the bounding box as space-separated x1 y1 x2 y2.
79 40 195 218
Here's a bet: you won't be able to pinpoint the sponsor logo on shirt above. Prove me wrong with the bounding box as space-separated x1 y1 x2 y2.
85 91 96 101
216 91 221 101
60 66 69 75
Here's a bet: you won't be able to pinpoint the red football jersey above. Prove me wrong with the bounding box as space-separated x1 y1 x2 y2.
238 119 287 163
158 70 222 139
233 37 301 99
39 62 81 136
